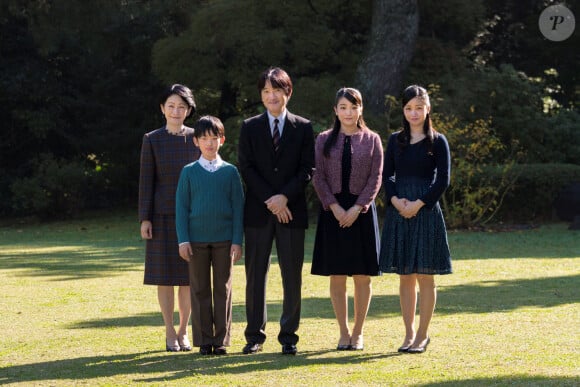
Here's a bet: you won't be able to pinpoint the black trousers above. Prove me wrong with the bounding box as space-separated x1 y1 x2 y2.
244 216 305 345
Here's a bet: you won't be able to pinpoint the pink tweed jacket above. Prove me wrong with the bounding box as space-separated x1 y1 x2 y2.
313 128 383 212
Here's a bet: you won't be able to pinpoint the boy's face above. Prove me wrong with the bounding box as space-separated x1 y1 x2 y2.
193 133 224 161
261 80 290 117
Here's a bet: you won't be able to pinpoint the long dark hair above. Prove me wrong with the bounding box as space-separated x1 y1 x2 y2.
397 85 436 154
323 87 367 157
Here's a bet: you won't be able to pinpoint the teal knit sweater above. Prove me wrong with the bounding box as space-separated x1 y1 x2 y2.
175 161 244 245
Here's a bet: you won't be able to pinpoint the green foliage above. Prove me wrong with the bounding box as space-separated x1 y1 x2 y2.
2 0 577 222
152 0 372 121
419 0 486 46
468 0 579 108
491 163 580 222
410 61 580 164
10 154 94 218
437 115 522 228
0 1 200 216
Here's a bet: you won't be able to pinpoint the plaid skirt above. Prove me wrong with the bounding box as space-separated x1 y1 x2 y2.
144 213 190 286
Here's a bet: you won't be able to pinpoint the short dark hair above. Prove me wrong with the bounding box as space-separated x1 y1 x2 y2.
257 67 293 96
159 84 196 117
193 115 225 138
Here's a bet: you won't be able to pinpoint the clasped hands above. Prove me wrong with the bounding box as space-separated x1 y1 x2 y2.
179 243 242 263
265 194 293 224
392 196 425 219
329 203 362 228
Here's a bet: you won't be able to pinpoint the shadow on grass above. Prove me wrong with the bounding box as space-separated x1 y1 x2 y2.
371 274 579 316
418 376 580 386
0 243 143 280
0 349 401 385
1 350 577 385
65 273 578 331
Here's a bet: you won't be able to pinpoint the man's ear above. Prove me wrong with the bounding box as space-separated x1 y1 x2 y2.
193 137 199 147
220 136 226 145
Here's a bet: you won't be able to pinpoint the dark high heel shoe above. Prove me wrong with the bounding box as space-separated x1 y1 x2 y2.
407 337 430 354
398 337 415 353
166 338 180 352
178 335 192 351
337 336 352 351
350 335 364 351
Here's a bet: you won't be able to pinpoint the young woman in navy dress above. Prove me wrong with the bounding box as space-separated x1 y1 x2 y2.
379 85 451 354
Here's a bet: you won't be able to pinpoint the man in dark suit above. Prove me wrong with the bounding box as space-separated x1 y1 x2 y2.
238 67 315 355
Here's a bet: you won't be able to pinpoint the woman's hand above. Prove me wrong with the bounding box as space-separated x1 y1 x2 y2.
329 203 346 223
338 205 362 228
398 199 425 219
140 220 152 239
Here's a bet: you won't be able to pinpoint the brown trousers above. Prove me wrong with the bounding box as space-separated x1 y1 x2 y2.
188 240 233 347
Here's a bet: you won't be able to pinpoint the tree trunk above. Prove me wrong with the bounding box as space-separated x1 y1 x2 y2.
356 0 419 115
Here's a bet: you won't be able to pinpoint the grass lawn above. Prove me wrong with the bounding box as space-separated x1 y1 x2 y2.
0 210 578 386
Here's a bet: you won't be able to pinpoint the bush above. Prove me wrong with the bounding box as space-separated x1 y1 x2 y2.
9 154 103 219
483 163 580 222
436 115 521 229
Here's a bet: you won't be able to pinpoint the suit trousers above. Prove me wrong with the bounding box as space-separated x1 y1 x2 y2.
188 240 233 347
244 216 305 345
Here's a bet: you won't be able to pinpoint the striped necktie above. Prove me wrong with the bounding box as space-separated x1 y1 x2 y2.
272 118 280 152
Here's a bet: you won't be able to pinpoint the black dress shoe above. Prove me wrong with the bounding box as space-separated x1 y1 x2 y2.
281 344 297 355
408 337 430 354
397 345 411 353
337 344 352 351
242 342 262 354
199 344 213 355
213 345 227 355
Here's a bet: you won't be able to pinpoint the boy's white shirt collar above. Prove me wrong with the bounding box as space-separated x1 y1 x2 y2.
198 154 224 172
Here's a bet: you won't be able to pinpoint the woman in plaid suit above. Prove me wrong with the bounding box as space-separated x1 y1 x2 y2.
138 84 201 352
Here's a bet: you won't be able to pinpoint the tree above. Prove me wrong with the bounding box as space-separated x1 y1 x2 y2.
152 0 372 122
0 0 198 216
355 0 419 115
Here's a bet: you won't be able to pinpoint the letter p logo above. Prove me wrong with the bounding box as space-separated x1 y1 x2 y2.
539 5 575 41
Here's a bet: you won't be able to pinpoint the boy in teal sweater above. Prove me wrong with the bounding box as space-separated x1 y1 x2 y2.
176 115 244 355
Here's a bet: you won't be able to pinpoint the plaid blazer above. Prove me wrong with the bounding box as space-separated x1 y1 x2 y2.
138 126 201 221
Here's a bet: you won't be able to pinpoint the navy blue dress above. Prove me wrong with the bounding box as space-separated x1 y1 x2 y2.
379 132 452 275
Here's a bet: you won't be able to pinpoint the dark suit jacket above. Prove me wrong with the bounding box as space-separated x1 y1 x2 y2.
238 111 315 229
138 126 201 221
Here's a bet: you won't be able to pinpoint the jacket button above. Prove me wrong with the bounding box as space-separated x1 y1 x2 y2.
274 168 278 172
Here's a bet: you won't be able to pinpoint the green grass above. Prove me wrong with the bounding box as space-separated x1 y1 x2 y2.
0 211 578 386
